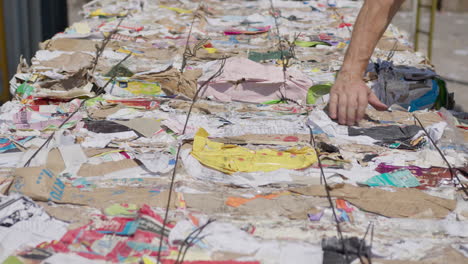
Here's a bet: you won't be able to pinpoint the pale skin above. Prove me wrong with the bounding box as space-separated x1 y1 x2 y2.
329 0 406 125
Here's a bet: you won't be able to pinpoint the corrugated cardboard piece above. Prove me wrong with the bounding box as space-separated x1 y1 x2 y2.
77 159 140 177
290 184 456 219
10 167 175 209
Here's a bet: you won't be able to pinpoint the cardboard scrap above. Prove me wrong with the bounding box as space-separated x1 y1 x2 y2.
290 184 456 219
184 192 328 219
39 68 88 91
34 87 95 100
114 118 162 138
42 38 119 52
376 38 410 51
87 104 127 119
365 109 443 127
38 202 94 229
134 68 202 98
45 148 66 175
374 247 468 264
10 166 175 209
77 159 140 177
37 52 93 72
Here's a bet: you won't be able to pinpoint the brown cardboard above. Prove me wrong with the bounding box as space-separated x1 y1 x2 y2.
114 118 162 138
42 38 119 52
290 184 456 219
37 52 93 72
376 38 410 51
184 192 328 218
46 148 66 175
87 104 127 119
77 159 140 177
374 247 468 264
39 68 88 91
365 109 443 127
134 68 202 98
10 166 175 209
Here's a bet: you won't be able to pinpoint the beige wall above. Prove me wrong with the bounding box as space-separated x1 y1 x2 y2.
401 0 468 12
67 0 91 25
442 0 468 12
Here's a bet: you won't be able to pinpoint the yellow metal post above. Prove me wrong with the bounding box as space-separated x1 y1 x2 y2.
414 0 421 52
428 0 437 60
414 0 436 60
0 0 10 102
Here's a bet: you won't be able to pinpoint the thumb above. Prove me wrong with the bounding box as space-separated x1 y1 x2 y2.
368 91 388 111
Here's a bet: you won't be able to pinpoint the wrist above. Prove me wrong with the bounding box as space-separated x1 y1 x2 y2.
337 69 364 81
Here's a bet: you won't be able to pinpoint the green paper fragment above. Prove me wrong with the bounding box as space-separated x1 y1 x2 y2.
307 84 332 104
85 95 105 107
434 78 449 110
248 50 292 62
3 256 23 264
294 40 331 48
105 203 139 216
262 99 283 105
16 83 35 97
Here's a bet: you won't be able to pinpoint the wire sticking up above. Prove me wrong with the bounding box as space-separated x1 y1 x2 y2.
23 53 132 167
386 38 399 61
156 58 226 264
91 17 127 75
413 114 468 196
357 222 373 264
269 0 289 99
269 0 285 61
175 219 216 264
307 124 350 263
269 1 304 106
180 4 205 73
182 58 226 134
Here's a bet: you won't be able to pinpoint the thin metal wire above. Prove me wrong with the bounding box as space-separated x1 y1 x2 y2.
91 17 126 75
156 58 226 264
182 58 226 134
357 222 373 264
180 4 201 73
307 124 350 263
175 219 216 264
369 223 375 264
269 0 289 101
386 38 399 61
413 114 468 196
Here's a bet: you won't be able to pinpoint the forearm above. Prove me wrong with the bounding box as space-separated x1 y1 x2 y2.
340 0 405 78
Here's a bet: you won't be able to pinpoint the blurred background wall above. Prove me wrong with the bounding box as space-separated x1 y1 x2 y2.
0 0 68 101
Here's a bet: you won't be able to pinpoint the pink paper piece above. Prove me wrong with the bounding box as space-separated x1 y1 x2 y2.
198 57 313 103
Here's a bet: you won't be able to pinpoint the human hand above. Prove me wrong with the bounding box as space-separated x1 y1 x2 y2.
328 72 388 125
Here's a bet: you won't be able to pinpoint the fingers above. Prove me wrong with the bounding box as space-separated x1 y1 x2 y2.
356 92 367 122
338 95 347 125
368 92 388 111
329 93 339 119
346 94 358 126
